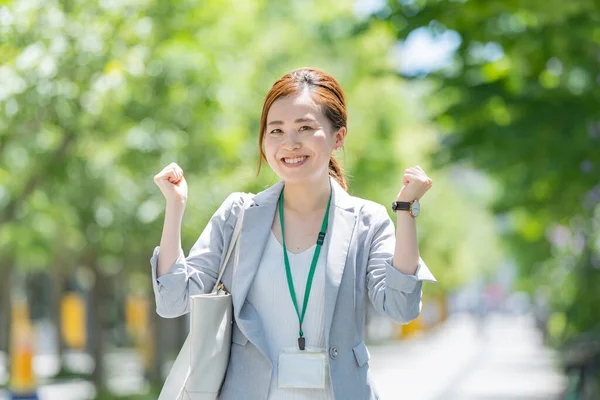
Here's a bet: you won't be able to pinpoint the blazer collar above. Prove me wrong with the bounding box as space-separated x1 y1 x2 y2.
232 175 358 354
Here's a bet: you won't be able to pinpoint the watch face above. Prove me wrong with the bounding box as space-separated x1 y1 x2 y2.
411 200 420 217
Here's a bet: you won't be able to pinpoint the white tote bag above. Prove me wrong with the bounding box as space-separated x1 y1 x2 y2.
158 204 246 400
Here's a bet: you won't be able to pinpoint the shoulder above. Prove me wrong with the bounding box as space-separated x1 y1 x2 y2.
221 191 256 218
341 194 392 249
223 191 255 207
346 194 391 227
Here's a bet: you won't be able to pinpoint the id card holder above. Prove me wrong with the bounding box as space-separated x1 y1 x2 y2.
278 348 328 389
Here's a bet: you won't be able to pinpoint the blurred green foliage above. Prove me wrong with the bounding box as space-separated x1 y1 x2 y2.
7 0 584 395
0 0 495 305
377 0 600 346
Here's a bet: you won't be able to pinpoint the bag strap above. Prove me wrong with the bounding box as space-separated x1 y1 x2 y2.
211 194 247 294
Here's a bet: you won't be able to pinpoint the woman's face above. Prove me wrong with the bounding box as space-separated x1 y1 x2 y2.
264 93 345 184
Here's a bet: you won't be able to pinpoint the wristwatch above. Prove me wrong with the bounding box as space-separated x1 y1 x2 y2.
391 199 420 218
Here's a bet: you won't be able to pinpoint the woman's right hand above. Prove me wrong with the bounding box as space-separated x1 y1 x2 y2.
154 162 188 205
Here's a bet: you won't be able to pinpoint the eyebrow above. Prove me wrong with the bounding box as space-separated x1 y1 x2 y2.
267 117 317 126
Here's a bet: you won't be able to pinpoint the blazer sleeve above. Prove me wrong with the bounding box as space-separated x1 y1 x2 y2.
149 192 244 318
366 204 437 324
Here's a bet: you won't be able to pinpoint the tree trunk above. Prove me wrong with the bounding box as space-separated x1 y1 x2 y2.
89 255 107 391
178 314 189 349
49 263 67 371
146 304 162 385
0 256 13 354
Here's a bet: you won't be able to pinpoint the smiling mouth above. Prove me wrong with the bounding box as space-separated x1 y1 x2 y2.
281 156 309 165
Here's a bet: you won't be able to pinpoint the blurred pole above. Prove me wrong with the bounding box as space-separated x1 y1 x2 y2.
9 295 39 400
125 294 148 344
125 294 153 377
61 292 86 350
398 315 423 339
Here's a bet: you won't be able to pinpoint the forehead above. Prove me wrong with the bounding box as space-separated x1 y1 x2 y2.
267 93 324 122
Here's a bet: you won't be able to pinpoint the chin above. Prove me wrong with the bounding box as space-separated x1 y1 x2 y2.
277 173 305 183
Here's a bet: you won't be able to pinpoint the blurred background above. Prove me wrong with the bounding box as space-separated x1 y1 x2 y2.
1 0 599 399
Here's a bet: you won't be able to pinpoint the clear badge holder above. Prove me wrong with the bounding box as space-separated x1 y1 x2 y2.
278 346 328 389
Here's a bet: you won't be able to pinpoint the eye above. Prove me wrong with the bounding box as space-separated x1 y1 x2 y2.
269 129 283 135
299 126 313 131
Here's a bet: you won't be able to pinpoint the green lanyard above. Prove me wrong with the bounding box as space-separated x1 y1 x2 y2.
278 183 332 351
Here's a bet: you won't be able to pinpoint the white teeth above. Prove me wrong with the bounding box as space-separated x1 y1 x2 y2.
283 156 307 164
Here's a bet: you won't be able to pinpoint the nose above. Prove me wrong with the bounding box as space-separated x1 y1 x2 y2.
283 131 301 150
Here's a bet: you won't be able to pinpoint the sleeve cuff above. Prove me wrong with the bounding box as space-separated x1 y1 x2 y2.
150 246 187 295
385 257 437 293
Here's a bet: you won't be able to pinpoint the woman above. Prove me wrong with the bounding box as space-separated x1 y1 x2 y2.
151 67 437 399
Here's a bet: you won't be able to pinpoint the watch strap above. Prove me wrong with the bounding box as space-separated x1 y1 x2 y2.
392 201 411 212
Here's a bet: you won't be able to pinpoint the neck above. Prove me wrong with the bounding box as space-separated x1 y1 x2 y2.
282 175 332 214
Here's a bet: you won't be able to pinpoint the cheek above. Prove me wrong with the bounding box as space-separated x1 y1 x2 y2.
263 137 277 161
313 131 333 150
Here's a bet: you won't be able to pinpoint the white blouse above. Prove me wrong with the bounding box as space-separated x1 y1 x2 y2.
246 230 334 400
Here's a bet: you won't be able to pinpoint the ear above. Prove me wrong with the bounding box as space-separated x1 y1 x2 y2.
334 126 347 149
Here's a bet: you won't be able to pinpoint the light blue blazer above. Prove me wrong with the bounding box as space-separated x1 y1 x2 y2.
151 175 437 399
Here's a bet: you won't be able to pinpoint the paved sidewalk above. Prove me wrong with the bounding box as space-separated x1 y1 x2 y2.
1 313 566 399
369 313 567 399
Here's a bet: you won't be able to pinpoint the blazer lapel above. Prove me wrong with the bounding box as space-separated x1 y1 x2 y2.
231 180 282 360
233 180 283 313
323 177 357 346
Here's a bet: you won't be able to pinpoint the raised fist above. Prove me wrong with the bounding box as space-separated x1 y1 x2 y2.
153 162 188 204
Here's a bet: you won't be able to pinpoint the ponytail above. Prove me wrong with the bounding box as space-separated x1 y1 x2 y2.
328 155 347 191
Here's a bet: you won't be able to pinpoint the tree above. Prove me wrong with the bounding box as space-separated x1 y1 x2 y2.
379 0 600 342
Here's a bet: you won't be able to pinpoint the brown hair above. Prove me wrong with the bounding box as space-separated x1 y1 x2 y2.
256 67 348 191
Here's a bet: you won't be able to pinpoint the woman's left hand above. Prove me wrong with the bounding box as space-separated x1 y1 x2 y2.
396 166 433 201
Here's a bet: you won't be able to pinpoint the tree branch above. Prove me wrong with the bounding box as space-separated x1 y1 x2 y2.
0 132 75 223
